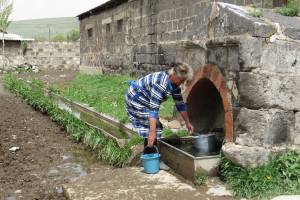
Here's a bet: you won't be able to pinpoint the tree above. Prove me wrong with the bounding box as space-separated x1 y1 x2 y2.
66 29 80 42
0 0 13 57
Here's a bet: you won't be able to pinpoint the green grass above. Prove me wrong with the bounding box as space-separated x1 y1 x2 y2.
194 173 207 186
220 151 300 199
249 8 263 18
7 17 79 39
4 74 143 167
60 74 174 123
161 129 189 138
277 0 299 16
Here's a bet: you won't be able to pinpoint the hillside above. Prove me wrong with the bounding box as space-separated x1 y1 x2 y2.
7 17 79 39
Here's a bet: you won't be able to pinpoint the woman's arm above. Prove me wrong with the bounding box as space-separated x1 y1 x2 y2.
171 87 193 133
180 111 194 133
148 117 157 147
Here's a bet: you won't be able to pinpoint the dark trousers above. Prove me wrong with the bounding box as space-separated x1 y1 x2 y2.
143 138 158 154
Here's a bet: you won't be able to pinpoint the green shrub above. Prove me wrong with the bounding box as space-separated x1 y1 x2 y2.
220 151 300 199
66 29 80 42
278 0 299 17
51 33 67 42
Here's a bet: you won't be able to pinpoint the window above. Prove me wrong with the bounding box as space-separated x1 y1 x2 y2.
87 28 94 38
106 23 111 34
117 19 123 33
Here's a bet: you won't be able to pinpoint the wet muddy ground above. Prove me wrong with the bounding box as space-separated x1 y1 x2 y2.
0 74 105 200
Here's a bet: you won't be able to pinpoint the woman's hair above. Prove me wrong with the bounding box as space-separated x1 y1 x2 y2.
168 62 193 80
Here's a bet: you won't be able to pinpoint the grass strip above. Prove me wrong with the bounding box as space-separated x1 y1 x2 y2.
4 74 143 167
220 151 300 199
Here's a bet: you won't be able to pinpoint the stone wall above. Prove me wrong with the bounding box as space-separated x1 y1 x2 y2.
24 42 80 70
79 0 277 74
0 41 80 72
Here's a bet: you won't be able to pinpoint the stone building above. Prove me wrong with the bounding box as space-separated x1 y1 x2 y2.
78 0 300 167
0 32 33 56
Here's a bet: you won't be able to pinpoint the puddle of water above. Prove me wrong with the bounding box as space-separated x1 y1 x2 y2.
71 149 99 169
47 148 100 182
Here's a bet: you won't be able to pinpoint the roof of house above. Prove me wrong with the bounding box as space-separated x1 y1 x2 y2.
0 32 34 41
77 0 128 20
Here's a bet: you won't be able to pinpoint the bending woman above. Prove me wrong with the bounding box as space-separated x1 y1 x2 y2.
125 63 194 148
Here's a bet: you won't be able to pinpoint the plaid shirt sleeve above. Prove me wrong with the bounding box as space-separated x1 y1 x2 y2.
172 87 187 112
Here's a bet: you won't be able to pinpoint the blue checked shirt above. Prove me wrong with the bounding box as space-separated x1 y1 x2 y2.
127 71 187 119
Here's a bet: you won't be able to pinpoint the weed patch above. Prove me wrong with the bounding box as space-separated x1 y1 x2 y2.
194 173 207 186
220 151 300 199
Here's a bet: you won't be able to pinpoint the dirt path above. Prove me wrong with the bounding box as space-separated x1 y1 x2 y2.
0 76 104 200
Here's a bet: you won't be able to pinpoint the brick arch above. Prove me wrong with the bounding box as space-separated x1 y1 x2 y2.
185 64 233 142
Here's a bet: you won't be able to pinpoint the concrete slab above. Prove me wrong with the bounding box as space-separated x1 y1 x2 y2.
63 166 233 200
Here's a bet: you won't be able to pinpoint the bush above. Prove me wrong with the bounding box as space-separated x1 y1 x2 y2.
51 33 67 42
278 0 299 17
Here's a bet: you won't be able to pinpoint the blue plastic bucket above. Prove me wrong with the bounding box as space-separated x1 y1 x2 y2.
140 146 160 174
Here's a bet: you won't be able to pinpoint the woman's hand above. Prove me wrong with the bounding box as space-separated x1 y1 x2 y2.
186 121 194 134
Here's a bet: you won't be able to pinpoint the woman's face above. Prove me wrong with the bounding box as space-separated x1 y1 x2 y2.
171 74 186 86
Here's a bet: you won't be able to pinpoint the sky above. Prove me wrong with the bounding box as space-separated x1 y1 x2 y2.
11 0 109 21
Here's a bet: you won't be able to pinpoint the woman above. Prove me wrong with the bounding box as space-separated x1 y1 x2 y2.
125 63 194 149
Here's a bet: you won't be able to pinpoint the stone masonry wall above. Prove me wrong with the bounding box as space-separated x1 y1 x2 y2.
24 42 80 70
0 41 80 72
79 0 275 74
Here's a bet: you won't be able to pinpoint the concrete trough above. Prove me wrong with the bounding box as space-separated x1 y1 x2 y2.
49 93 136 147
159 137 221 181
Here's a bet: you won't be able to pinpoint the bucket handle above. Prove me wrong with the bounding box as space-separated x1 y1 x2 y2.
143 145 159 154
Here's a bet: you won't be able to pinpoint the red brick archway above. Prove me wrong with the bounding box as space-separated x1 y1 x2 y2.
185 64 233 142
